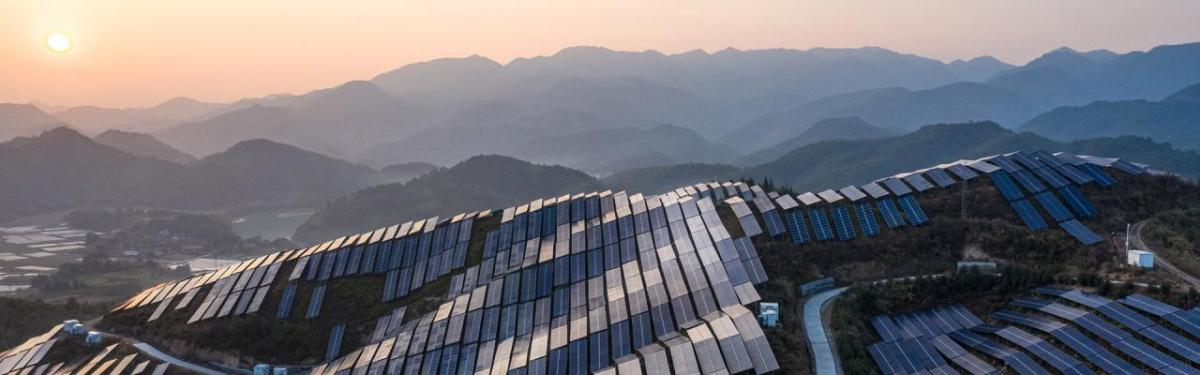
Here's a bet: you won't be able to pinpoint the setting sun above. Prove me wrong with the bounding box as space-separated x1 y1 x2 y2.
45 32 71 53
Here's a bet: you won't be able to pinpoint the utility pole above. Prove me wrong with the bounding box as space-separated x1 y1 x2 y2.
960 179 968 220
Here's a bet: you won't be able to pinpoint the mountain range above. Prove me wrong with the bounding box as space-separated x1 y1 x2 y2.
1020 83 1200 151
0 128 383 222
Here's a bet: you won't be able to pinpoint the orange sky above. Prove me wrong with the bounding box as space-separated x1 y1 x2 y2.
3 0 1199 108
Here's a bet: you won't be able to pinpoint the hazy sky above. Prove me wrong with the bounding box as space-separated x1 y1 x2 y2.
4 0 1199 108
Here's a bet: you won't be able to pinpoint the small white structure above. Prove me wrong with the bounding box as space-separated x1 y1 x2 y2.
253 364 272 375
85 331 103 345
1127 250 1154 268
62 320 86 335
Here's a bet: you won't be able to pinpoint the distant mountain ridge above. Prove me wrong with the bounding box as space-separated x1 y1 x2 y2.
0 127 381 222
93 129 197 164
0 104 63 141
738 117 895 165
295 155 605 242
1019 83 1200 151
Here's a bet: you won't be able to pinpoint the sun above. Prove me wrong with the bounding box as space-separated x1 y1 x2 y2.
46 32 72 53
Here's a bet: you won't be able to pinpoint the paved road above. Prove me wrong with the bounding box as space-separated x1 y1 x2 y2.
804 287 848 375
1131 219 1200 289
93 331 225 375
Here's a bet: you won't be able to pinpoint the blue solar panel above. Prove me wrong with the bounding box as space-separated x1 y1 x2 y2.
830 206 857 240
1033 191 1073 222
854 202 881 237
306 284 327 319
1033 167 1071 188
762 210 786 237
989 171 1025 201
808 208 834 241
1057 186 1097 218
1079 164 1116 187
784 210 811 245
276 283 298 319
1011 170 1047 194
1010 199 1048 230
589 330 609 371
872 316 903 343
383 269 399 302
1053 164 1095 185
1059 220 1102 245
925 169 957 188
868 343 904 374
876 198 907 228
897 195 929 225
326 324 345 362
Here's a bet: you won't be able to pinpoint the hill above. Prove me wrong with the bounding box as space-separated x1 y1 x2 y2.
158 81 430 158
1019 83 1200 151
379 162 438 182
51 97 223 134
0 103 63 141
513 123 740 175
93 129 197 164
0 128 381 221
738 117 895 165
603 163 740 195
728 82 1041 151
293 155 604 242
988 42 1200 106
743 121 1200 191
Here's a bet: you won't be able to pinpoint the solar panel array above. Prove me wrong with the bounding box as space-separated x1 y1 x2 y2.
964 151 1128 245
0 327 173 375
308 186 779 375
870 288 1200 375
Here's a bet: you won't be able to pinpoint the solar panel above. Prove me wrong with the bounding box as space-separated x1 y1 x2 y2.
1110 159 1145 175
1011 170 1047 194
830 206 857 240
761 210 786 237
307 284 327 319
897 195 929 225
861 182 891 199
807 208 834 241
1006 152 1044 170
1010 199 1048 230
881 178 913 196
817 190 844 204
945 164 979 181
276 283 298 319
326 324 346 362
966 160 1001 174
1079 164 1116 187
1033 191 1073 222
989 171 1025 201
837 185 868 202
876 198 907 228
1059 220 1102 245
924 168 957 188
1057 186 1097 218
854 202 881 237
902 174 936 192
1053 164 1095 185
986 155 1023 172
1032 167 1071 188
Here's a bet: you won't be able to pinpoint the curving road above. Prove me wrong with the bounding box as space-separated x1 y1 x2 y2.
804 287 848 375
1131 219 1200 289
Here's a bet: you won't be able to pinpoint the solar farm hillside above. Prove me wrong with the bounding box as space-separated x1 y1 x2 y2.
4 150 1200 375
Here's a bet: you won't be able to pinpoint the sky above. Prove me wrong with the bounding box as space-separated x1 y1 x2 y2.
3 0 1199 108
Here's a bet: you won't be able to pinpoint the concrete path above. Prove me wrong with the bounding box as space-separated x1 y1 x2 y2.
93 330 225 375
804 287 848 375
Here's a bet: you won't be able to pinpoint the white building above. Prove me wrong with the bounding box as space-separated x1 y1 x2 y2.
1127 250 1154 268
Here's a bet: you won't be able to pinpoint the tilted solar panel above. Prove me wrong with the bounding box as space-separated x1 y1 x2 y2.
1011 170 1047 194
875 198 907 229
830 206 857 241
1057 186 1097 218
881 178 913 196
989 171 1025 201
1033 191 1074 222
1059 220 1102 245
807 208 834 241
946 164 979 181
784 210 811 245
1079 164 1116 187
1032 167 1071 188
923 168 957 188
854 202 881 237
861 183 891 199
1009 199 1048 231
1053 164 1094 185
897 195 929 225
901 174 936 192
